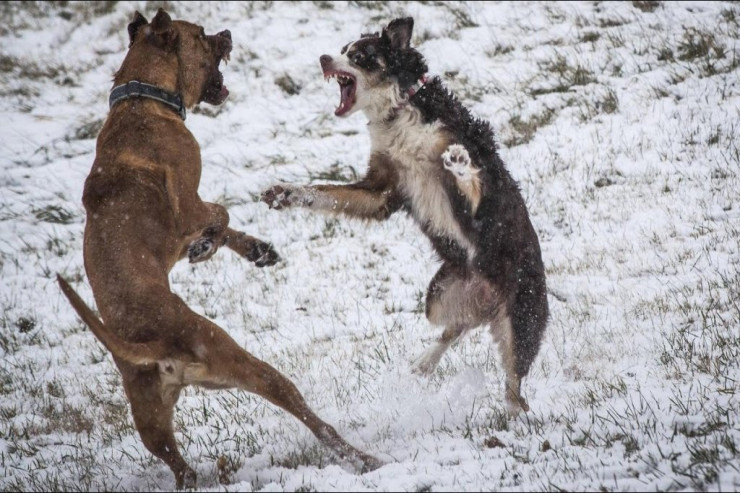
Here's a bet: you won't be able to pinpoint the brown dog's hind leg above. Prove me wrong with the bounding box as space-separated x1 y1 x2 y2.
180 315 383 473
121 366 196 489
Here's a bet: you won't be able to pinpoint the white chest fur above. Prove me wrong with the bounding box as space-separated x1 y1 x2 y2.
369 111 476 258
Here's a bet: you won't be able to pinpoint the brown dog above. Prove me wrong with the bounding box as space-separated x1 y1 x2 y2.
57 9 381 489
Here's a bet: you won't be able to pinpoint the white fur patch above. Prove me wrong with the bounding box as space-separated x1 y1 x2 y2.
442 144 481 213
370 110 477 259
442 144 476 182
411 340 452 375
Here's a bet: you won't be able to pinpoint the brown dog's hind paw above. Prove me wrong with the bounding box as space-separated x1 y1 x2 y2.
174 467 197 490
359 453 385 473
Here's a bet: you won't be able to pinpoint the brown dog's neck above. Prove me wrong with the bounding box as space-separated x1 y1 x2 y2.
109 80 186 120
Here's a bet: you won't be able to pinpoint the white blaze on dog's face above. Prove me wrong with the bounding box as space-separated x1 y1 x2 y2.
319 38 392 120
319 19 421 122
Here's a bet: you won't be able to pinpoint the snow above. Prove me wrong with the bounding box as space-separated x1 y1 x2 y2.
1 1 738 491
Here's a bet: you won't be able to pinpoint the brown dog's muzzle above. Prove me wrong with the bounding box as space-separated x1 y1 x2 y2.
212 30 232 62
201 29 232 106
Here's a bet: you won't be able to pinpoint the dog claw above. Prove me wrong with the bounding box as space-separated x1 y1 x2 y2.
261 185 293 210
247 241 280 267
442 144 477 182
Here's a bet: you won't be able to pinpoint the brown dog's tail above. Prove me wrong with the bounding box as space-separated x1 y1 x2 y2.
56 274 165 366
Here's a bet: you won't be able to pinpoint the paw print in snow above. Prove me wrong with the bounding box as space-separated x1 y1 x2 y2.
442 144 477 182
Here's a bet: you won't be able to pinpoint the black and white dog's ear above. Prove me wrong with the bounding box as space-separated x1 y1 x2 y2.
383 17 414 50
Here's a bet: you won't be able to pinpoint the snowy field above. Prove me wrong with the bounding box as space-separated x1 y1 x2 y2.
1 1 738 491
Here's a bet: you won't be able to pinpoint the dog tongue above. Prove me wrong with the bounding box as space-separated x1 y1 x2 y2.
336 83 353 116
219 85 229 101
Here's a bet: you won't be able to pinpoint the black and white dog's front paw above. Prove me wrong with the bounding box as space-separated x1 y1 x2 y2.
247 240 281 267
261 185 313 210
442 144 478 182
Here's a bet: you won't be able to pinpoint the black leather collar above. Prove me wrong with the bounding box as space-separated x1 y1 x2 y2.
109 80 186 120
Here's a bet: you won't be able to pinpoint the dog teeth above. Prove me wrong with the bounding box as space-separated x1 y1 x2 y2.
325 74 352 84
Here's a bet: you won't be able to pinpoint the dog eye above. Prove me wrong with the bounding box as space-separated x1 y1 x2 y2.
351 52 365 64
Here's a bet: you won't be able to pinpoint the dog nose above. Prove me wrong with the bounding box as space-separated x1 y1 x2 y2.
319 55 332 69
218 30 231 40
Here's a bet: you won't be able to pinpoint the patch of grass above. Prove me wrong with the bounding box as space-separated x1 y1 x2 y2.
311 0 334 9
70 118 104 141
579 32 600 43
677 28 722 62
273 442 326 469
15 316 36 333
347 0 388 10
33 204 76 224
530 54 596 96
657 47 675 62
720 8 738 30
503 108 555 147
578 87 619 122
216 455 244 485
309 162 358 183
438 2 478 29
275 73 302 96
599 17 627 28
486 43 514 57
632 1 661 13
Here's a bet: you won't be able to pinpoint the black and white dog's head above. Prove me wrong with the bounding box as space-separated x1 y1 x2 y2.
319 17 428 122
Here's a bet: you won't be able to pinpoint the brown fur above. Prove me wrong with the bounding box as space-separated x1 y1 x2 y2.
57 9 380 489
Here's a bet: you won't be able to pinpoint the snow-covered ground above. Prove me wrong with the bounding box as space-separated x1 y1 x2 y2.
1 1 738 491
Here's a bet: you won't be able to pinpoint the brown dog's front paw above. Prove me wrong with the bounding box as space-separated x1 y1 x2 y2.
247 241 281 267
188 236 216 263
261 185 293 210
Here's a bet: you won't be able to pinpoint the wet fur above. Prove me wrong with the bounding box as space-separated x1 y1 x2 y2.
263 17 548 413
57 9 380 489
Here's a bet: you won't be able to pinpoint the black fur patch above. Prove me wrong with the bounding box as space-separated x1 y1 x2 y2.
411 78 502 180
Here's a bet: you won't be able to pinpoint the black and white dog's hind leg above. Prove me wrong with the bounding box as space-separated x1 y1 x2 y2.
411 263 495 375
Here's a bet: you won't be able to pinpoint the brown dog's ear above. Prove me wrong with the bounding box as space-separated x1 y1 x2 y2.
127 11 148 47
150 8 172 35
383 17 414 50
148 8 177 50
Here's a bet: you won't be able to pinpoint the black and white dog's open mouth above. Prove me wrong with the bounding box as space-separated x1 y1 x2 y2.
323 69 356 116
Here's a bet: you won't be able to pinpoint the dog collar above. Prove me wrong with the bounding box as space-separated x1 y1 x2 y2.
406 74 429 98
109 80 186 120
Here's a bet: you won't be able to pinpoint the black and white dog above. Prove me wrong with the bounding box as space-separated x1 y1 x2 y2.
262 17 548 414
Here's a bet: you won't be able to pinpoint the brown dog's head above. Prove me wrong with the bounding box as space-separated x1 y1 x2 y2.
115 8 232 108
318 17 428 122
